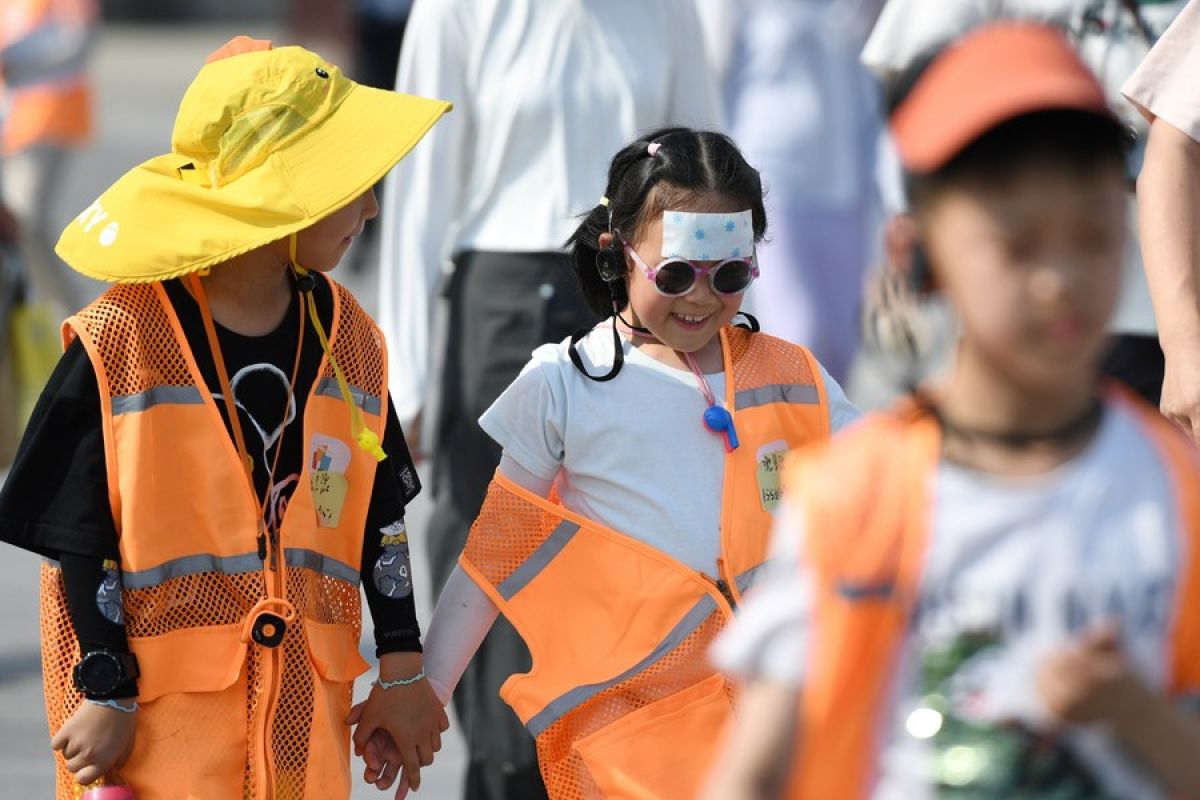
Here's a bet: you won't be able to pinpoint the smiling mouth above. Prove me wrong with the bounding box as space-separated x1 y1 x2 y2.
671 312 712 328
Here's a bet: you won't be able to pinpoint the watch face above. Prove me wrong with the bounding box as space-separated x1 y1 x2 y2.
79 653 122 694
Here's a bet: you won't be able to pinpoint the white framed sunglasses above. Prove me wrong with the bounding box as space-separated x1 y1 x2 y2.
623 244 759 297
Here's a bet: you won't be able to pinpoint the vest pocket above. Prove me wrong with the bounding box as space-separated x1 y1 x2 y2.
122 624 250 797
573 673 732 799
130 622 247 703
303 619 371 682
302 620 370 799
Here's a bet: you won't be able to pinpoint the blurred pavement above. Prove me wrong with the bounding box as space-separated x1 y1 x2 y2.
0 23 466 799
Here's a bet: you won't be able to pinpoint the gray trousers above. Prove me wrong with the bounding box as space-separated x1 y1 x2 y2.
427 250 595 800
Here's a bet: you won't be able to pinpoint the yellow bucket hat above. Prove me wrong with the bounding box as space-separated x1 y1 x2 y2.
56 36 451 283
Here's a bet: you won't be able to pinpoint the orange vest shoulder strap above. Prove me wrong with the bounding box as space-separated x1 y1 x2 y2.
785 402 940 799
724 325 824 389
61 283 159 350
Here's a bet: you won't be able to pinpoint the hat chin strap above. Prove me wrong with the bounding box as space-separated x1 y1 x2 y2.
289 233 387 462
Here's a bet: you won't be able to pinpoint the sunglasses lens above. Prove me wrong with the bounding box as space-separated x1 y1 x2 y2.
654 261 697 296
712 259 754 294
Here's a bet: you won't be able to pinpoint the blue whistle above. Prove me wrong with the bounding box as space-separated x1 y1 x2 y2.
703 405 739 452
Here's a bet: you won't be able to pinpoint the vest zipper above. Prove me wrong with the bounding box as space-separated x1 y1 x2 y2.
702 572 738 614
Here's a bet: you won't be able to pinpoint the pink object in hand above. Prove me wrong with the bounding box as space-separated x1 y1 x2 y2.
80 786 135 800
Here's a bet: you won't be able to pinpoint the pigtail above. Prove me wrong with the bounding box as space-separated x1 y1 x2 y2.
566 200 624 317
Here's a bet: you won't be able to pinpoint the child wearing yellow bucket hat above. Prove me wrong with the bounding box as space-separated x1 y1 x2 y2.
0 36 452 799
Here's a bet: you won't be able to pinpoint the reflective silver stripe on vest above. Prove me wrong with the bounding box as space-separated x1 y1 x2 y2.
121 549 360 590
111 385 205 415
122 552 263 590
2 25 95 90
315 378 382 416
525 594 718 737
734 558 780 595
284 548 361 586
734 384 819 410
497 521 580 601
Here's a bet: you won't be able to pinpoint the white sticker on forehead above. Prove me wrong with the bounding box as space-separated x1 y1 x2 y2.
661 210 754 261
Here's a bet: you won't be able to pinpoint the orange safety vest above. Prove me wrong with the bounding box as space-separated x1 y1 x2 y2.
0 0 96 154
782 390 1200 799
40 278 386 800
460 326 831 800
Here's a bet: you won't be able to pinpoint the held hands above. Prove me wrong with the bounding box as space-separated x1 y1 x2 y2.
347 653 449 797
50 700 137 786
1035 624 1146 728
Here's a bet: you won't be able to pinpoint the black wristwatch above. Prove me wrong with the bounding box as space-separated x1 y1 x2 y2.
72 650 140 697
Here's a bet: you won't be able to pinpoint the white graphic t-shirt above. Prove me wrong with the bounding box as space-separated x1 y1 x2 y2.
714 399 1190 798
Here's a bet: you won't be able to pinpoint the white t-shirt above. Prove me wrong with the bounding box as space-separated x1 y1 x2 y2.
479 325 860 575
714 399 1186 798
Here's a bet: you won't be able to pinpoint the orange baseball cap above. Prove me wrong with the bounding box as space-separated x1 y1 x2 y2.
891 23 1114 173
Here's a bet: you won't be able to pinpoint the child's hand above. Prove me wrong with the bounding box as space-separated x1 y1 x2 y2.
1036 624 1146 727
50 700 137 786
347 656 448 795
360 728 414 799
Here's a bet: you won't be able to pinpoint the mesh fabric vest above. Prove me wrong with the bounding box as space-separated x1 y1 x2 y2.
41 278 386 799
462 326 831 799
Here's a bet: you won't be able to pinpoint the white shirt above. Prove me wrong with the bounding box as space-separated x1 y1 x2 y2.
714 399 1184 798
478 325 860 574
378 0 722 421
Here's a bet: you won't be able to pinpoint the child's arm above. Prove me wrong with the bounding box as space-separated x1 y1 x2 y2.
422 454 551 701
1037 625 1200 794
701 680 800 800
1138 117 1200 440
348 446 542 795
424 565 500 702
50 553 138 785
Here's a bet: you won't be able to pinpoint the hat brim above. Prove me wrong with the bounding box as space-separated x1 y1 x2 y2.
890 23 1113 174
56 85 451 283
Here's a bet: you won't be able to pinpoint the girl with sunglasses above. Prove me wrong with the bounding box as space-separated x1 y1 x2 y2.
410 127 858 799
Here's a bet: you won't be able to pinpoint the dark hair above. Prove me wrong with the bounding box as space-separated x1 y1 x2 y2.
905 109 1128 211
565 127 768 317
885 45 1129 212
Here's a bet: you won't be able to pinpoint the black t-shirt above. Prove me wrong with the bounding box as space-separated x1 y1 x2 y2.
0 275 423 681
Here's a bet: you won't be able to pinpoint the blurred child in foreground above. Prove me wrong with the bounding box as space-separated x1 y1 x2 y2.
705 23 1200 800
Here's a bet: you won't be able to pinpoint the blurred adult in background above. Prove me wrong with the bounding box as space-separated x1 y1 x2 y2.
860 0 1189 406
1123 0 1200 437
378 1 720 797
0 0 99 315
353 0 411 91
695 0 887 382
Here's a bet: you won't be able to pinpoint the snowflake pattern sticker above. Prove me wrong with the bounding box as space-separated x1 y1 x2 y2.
661 210 754 261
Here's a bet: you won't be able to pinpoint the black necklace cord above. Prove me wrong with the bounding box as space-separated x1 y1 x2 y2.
915 389 1105 449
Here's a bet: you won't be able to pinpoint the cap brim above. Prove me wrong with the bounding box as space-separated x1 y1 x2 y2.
894 73 1114 173
56 85 451 283
890 23 1112 174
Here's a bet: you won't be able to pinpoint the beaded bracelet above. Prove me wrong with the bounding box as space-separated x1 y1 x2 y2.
86 698 138 713
372 669 426 690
